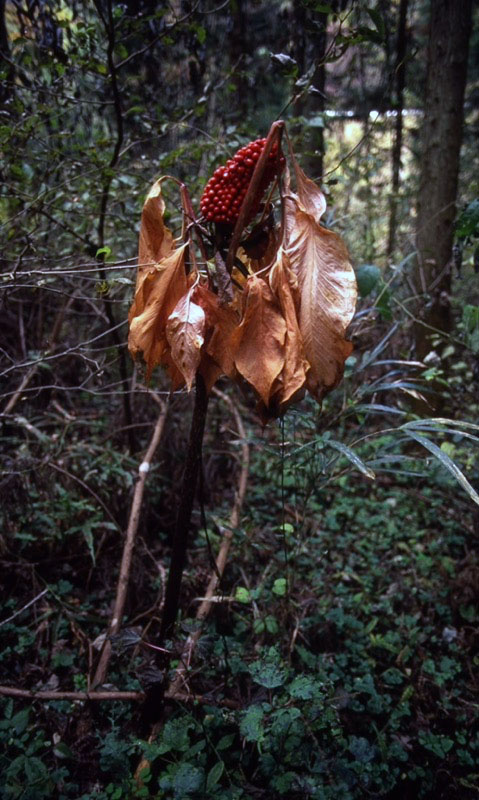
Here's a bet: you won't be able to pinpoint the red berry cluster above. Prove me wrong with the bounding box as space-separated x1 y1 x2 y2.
200 138 284 226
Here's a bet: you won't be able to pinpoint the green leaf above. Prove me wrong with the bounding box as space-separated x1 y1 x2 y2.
96 246 112 259
348 735 376 763
272 578 287 597
419 731 454 758
206 761 224 792
216 734 235 751
355 264 381 297
240 705 265 743
401 417 479 444
350 403 408 416
271 53 298 71
402 430 479 506
366 7 385 39
235 586 251 604
250 649 287 688
327 439 376 479
172 762 204 795
455 199 479 239
288 675 319 699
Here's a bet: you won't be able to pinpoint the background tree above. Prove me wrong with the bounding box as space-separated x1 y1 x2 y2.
414 0 473 359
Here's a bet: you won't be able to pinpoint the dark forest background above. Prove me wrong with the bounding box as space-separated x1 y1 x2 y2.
1 1 479 798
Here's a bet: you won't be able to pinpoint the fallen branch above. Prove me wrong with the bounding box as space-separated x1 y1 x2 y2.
0 685 238 708
91 398 168 689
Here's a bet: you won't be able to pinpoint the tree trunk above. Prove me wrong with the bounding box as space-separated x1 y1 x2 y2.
414 0 472 361
292 1 328 181
387 0 408 259
230 0 248 118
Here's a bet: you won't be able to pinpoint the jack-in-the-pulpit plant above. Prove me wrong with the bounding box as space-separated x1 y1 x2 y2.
128 121 357 422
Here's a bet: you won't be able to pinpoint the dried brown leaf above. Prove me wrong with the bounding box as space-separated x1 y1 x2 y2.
283 163 357 399
139 178 175 267
194 283 240 380
166 285 206 391
128 244 188 378
267 248 308 414
231 275 286 407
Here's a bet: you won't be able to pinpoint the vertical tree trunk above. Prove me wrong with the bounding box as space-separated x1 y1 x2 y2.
387 0 408 259
414 0 472 360
0 0 16 103
292 0 328 181
230 0 248 118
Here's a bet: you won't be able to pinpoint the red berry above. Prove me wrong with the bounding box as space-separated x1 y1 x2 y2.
200 137 285 225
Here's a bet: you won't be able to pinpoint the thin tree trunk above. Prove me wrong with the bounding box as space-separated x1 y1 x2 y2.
414 0 472 361
230 0 247 117
292 2 328 181
387 0 408 259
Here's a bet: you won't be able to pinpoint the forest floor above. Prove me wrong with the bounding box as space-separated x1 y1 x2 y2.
1 387 479 800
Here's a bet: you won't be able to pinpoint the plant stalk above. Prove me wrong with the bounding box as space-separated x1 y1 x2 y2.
159 373 209 644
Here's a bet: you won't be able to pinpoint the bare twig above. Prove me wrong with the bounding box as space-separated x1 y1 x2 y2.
0 589 48 628
0 685 238 708
91 400 168 689
2 293 76 414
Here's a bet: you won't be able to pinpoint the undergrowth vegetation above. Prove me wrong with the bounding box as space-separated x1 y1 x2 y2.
1 362 479 798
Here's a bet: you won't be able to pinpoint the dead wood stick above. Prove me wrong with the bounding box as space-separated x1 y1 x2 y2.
0 685 238 708
91 400 168 689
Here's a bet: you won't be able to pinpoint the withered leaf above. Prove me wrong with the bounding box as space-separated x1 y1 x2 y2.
194 283 240 380
283 163 357 400
139 178 175 267
268 247 308 413
166 285 205 391
231 275 286 407
128 244 188 378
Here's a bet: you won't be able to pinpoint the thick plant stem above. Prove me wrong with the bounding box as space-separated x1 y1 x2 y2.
159 373 209 644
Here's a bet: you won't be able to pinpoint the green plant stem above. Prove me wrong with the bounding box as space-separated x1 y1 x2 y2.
159 373 209 644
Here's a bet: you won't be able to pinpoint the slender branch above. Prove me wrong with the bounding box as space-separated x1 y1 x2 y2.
91 401 168 689
92 0 135 452
2 293 76 414
0 589 48 628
